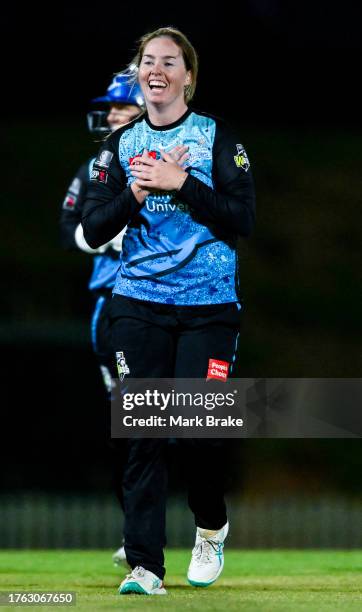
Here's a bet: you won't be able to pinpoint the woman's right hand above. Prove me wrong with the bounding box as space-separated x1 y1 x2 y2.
130 145 189 203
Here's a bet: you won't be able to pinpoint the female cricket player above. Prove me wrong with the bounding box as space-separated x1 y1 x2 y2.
82 27 256 595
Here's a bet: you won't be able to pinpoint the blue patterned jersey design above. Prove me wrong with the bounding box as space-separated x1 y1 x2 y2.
88 254 120 291
86 157 121 291
113 112 238 305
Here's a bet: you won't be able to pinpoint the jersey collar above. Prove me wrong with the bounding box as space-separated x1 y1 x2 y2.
145 107 192 131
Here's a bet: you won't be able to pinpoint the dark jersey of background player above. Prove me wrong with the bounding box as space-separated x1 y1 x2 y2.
60 72 143 391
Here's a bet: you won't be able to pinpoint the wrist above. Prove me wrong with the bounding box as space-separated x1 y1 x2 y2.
176 172 188 191
131 181 148 203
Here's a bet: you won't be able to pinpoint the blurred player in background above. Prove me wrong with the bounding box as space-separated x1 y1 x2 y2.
59 69 144 566
60 71 189 567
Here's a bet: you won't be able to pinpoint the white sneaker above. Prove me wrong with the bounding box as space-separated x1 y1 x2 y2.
187 521 229 587
112 545 130 568
119 566 167 595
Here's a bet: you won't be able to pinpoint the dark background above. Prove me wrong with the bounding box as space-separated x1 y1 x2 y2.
1 2 361 504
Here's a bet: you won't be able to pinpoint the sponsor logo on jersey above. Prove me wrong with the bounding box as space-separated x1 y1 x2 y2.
207 358 230 381
62 193 77 209
95 150 114 168
129 149 158 165
69 177 81 195
116 351 130 381
234 144 250 171
91 168 108 183
145 200 190 213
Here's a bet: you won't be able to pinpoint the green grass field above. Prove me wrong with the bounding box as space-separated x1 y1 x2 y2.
0 550 361 611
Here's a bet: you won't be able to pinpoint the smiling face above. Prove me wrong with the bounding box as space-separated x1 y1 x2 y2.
138 36 191 114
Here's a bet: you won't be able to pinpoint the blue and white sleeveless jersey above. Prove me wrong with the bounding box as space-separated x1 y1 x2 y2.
83 108 255 305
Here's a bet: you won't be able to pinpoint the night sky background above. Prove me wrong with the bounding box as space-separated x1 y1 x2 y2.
1 2 361 504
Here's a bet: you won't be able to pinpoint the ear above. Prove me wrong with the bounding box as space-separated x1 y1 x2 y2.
185 71 192 86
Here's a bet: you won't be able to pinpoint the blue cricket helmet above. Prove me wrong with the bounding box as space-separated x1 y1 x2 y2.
87 68 144 134
92 73 144 107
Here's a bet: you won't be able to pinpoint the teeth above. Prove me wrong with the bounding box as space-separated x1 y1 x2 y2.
149 80 166 88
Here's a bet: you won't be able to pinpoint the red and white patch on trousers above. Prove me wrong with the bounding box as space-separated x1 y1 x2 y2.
207 359 230 381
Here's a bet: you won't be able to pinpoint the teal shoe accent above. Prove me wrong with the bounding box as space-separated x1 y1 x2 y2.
119 581 148 595
188 578 215 587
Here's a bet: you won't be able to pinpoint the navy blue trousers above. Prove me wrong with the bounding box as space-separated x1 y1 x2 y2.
108 294 241 579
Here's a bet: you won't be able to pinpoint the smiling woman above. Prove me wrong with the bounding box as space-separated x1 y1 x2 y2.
138 36 191 123
134 27 198 107
82 26 256 596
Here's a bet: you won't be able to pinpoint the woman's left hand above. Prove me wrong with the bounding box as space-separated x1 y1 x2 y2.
129 148 188 192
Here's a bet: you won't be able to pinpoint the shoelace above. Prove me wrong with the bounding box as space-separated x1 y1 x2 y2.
126 566 145 579
193 539 220 565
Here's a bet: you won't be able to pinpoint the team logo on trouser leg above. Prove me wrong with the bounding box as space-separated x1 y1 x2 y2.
207 359 230 381
116 351 130 381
